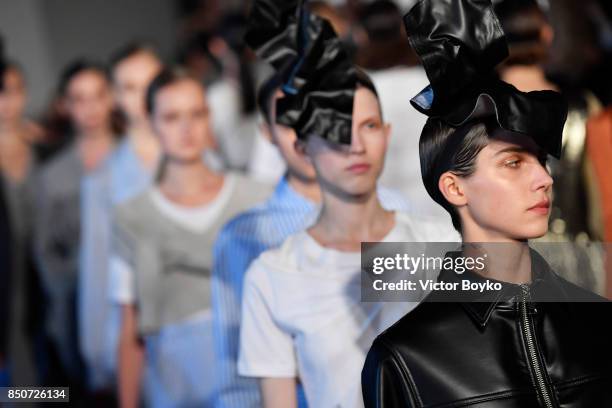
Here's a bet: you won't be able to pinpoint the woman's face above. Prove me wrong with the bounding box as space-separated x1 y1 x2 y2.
457 131 553 241
306 86 390 197
64 69 114 134
0 67 26 123
151 78 213 163
112 51 161 123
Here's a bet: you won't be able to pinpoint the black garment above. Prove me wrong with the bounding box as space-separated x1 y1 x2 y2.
404 0 567 160
245 0 360 144
362 250 612 407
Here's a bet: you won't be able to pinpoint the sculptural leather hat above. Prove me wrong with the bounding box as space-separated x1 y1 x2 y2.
245 0 358 144
404 0 567 158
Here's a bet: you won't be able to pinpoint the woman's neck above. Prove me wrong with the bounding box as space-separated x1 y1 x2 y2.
0 120 33 184
462 242 532 285
461 219 532 284
80 124 114 141
500 65 558 93
127 120 160 170
309 188 395 252
286 171 321 203
77 127 115 172
0 118 24 135
158 159 223 207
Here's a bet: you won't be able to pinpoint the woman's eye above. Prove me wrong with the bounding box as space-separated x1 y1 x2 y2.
193 109 208 119
504 159 521 168
162 113 179 123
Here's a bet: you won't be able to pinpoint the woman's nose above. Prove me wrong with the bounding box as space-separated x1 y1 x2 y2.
349 131 365 154
532 162 553 191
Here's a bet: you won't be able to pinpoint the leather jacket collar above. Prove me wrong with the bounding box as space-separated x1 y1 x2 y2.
434 248 599 328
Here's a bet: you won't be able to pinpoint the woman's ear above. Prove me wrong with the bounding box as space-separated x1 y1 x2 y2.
540 23 554 48
57 96 69 116
438 171 467 207
294 139 312 163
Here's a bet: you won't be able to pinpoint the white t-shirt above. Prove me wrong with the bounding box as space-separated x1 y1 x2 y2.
238 212 459 408
109 174 237 306
247 118 287 184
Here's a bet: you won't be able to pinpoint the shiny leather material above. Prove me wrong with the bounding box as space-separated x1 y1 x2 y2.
362 251 612 407
403 0 566 158
245 0 357 144
245 0 301 75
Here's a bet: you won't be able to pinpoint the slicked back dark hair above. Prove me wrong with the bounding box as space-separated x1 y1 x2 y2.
420 118 493 231
358 0 403 42
257 74 284 126
355 68 384 122
58 59 110 96
355 68 379 97
494 0 549 66
145 66 198 115
109 42 159 75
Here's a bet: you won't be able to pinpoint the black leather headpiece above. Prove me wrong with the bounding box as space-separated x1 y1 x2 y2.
404 0 566 158
245 0 358 144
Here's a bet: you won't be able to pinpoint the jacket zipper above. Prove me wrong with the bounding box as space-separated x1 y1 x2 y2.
520 284 555 408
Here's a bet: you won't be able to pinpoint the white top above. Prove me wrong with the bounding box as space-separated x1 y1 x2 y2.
247 118 287 184
109 174 236 306
207 80 258 170
238 212 459 408
149 174 236 233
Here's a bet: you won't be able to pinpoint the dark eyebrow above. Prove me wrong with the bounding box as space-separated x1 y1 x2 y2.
493 146 538 156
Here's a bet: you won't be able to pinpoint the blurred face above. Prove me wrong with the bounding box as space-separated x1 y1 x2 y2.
263 90 316 182
64 69 113 133
0 67 27 123
305 86 390 196
112 51 162 122
455 131 553 240
151 78 213 163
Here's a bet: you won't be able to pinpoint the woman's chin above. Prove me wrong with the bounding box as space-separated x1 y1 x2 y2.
515 225 549 241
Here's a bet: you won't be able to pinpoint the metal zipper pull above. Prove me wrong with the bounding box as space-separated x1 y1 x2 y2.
520 284 555 408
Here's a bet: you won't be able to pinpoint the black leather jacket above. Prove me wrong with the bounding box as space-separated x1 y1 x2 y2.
362 251 612 407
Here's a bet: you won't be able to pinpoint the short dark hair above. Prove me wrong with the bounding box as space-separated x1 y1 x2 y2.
145 67 198 114
257 74 284 126
58 59 109 96
358 0 403 42
0 61 25 89
354 0 419 70
109 42 159 74
355 68 378 97
355 68 384 121
420 118 492 231
494 0 549 66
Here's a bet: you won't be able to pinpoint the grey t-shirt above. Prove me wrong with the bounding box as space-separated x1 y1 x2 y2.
112 173 272 335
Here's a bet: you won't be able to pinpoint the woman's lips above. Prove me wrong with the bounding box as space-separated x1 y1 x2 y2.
346 163 371 174
528 200 550 215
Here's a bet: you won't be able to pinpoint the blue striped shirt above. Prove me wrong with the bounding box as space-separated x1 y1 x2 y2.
79 140 152 390
211 176 409 407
